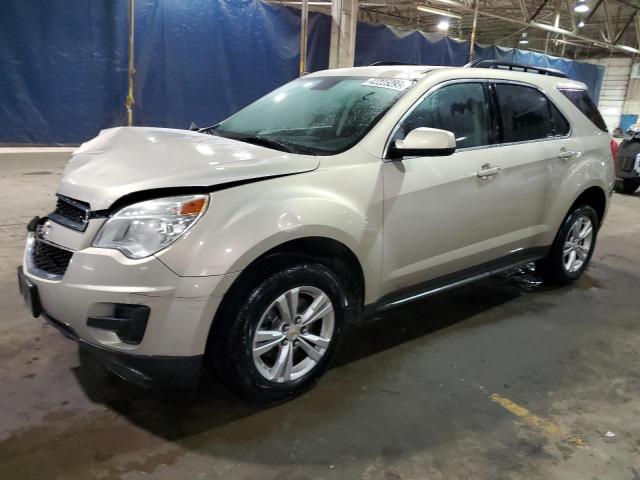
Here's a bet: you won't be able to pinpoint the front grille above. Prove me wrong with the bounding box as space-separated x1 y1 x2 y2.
31 239 73 276
49 195 90 231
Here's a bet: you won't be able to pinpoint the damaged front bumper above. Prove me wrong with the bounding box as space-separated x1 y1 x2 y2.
18 227 239 388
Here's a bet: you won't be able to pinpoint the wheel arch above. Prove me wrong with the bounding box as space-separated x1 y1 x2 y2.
206 235 366 354
569 185 607 226
225 234 365 310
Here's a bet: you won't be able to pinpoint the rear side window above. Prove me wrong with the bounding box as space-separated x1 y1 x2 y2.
558 89 607 132
495 84 554 142
394 82 491 149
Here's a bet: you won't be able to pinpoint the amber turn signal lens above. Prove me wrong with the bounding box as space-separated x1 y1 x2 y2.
179 197 207 215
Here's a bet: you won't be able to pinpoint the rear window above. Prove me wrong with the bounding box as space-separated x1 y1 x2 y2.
495 84 554 143
558 89 607 132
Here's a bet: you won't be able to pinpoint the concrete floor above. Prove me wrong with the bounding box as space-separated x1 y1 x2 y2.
1 151 639 480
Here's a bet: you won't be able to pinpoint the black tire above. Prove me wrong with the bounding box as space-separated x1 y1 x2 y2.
613 179 640 195
208 259 346 404
537 205 599 285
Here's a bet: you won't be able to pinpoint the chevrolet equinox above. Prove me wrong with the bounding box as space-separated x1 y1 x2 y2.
18 62 614 403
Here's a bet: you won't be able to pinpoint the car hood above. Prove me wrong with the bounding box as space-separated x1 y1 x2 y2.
58 127 320 210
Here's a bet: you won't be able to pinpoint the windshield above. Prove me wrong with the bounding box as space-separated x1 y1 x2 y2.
212 76 414 155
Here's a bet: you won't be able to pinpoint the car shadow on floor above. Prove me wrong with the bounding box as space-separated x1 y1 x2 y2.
72 271 543 443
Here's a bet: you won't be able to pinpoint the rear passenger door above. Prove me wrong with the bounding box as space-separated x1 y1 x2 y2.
492 82 578 250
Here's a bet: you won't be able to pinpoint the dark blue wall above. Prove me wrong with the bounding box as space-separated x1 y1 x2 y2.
355 24 604 101
0 1 129 144
355 23 470 67
474 45 604 101
0 0 329 145
0 0 604 145
133 0 330 130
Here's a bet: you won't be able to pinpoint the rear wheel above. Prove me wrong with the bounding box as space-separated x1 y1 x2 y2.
614 179 640 195
538 205 599 285
209 260 346 404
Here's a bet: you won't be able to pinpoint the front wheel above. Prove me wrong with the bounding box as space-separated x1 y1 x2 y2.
538 205 599 285
209 261 346 404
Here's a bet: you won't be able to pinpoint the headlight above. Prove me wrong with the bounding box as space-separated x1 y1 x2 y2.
92 194 209 259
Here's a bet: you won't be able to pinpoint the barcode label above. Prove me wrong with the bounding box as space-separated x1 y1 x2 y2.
362 78 414 91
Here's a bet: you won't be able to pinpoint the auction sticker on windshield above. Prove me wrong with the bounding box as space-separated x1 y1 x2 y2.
361 78 414 91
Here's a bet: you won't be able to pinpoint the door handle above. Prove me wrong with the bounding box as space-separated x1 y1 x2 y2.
558 150 580 159
476 164 501 178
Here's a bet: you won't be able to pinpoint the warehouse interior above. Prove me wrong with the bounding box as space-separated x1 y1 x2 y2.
2 1 640 479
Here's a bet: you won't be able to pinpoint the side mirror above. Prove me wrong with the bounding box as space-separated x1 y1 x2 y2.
389 127 456 159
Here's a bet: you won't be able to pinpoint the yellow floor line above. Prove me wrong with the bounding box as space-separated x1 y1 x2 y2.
490 393 588 446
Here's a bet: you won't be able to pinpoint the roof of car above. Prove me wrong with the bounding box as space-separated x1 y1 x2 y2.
306 65 444 81
306 65 588 90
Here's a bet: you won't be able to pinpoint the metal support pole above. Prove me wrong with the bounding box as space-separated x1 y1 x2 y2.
441 0 640 55
329 0 358 68
469 0 479 61
299 0 309 76
602 0 613 42
545 32 550 54
613 13 636 45
552 0 562 30
126 0 135 126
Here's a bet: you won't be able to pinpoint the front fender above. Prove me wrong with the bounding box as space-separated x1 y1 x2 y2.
155 164 384 303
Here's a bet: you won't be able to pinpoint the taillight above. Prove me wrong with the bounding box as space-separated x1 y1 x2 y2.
610 139 619 165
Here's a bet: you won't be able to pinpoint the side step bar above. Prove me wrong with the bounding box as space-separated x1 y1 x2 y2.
365 247 548 315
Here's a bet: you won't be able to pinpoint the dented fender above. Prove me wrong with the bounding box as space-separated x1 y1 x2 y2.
155 160 385 304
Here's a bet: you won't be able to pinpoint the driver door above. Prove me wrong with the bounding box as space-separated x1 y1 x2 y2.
381 81 507 296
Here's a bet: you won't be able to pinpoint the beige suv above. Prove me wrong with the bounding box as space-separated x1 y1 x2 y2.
18 62 614 403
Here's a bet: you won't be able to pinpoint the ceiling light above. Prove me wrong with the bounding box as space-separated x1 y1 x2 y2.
578 20 585 28
427 0 464 6
519 32 529 44
437 19 450 31
574 1 589 13
417 5 462 19
618 45 640 54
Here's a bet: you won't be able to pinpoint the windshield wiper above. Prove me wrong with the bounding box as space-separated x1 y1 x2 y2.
231 135 294 153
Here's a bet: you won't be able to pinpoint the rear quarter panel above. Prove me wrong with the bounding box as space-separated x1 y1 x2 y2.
540 88 614 245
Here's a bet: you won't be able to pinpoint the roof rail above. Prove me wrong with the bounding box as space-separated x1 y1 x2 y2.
369 61 417 66
464 60 567 78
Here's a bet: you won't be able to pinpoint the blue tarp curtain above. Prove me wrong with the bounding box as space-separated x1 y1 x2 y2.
0 0 604 145
354 24 604 101
474 45 604 100
354 23 471 67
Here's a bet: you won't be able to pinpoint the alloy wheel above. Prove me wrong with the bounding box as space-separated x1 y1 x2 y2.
252 286 335 383
563 215 593 273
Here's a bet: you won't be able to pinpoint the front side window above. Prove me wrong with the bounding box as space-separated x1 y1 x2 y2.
495 84 554 143
213 76 413 155
393 82 491 150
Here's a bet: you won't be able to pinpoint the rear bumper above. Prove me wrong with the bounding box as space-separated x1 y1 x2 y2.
616 169 640 180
